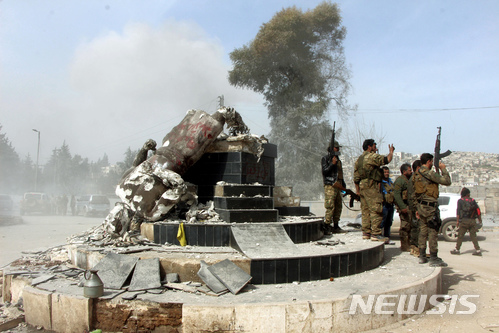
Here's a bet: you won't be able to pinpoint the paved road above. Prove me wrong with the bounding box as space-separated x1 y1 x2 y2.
367 228 499 333
0 214 104 268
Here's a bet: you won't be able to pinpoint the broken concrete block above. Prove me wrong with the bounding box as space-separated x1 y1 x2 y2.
23 286 52 330
51 292 91 333
273 196 301 207
273 186 293 197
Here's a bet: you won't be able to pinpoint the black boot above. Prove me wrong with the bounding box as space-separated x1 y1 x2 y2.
429 251 448 267
322 223 332 235
419 248 428 264
332 224 348 234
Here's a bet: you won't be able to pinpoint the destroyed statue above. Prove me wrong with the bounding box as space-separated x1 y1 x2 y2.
104 107 250 236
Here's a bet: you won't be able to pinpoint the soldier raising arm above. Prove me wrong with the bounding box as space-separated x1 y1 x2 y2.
353 139 395 242
413 153 451 267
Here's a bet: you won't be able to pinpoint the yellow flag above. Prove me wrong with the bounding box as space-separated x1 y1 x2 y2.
177 222 187 246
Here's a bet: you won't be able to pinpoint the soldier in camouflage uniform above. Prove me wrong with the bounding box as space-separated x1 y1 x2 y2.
321 141 347 234
393 163 413 252
354 139 395 242
413 153 451 267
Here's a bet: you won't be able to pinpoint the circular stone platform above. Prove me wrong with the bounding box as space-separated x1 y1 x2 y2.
68 225 384 284
18 237 442 332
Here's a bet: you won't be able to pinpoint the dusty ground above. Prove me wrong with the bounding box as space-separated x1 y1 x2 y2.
366 228 499 333
1 215 498 332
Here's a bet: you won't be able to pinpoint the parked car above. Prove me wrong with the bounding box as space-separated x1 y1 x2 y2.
354 193 461 242
76 195 111 217
20 192 53 215
0 194 14 216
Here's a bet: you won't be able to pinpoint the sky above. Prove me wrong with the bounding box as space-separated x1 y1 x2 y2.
1 0 498 166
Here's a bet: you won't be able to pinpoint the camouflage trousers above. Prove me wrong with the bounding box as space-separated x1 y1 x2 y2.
410 216 420 247
456 218 480 251
359 182 383 236
324 185 342 225
417 204 439 253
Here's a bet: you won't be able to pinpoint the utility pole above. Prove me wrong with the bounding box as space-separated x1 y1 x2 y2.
32 129 40 192
218 95 224 108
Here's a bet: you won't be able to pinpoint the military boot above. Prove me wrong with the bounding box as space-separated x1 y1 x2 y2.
429 251 448 267
418 248 428 264
321 222 332 235
332 224 348 234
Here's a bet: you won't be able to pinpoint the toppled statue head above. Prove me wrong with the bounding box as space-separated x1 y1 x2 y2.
220 107 250 136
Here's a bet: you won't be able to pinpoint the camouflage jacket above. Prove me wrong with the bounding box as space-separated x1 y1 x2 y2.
354 151 389 187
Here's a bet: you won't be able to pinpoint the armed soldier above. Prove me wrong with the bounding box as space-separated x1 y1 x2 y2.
354 139 395 242
321 141 347 234
413 153 451 266
393 163 413 252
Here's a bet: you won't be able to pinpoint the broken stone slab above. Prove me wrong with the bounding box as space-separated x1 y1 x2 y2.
197 260 228 294
31 274 55 286
207 259 252 295
116 246 153 254
3 270 32 276
128 258 162 292
91 252 138 290
164 282 198 294
230 224 303 259
146 288 165 294
196 285 229 297
316 239 344 246
0 315 25 331
121 290 146 300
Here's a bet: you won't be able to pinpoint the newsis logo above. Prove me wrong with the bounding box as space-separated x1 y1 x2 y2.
348 294 479 315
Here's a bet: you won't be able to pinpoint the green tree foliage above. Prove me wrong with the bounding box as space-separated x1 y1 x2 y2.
0 125 21 193
228 1 353 199
0 126 141 196
116 147 138 176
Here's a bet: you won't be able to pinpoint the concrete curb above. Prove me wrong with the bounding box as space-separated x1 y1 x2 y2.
181 268 442 333
17 267 442 332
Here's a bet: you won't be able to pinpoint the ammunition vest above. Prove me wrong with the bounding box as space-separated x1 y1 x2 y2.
382 180 394 204
459 198 477 218
413 170 439 199
357 152 382 183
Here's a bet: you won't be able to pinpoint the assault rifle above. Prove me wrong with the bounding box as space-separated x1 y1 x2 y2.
333 182 360 208
434 127 452 174
328 121 339 158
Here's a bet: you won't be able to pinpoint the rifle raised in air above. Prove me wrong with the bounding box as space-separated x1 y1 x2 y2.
434 126 452 174
328 121 339 158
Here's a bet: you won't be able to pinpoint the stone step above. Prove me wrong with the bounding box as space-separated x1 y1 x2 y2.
144 219 324 247
214 196 274 210
276 206 310 216
214 184 272 197
215 208 279 223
